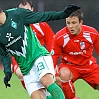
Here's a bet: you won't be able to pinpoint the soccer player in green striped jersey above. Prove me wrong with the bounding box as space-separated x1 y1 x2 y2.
0 4 80 99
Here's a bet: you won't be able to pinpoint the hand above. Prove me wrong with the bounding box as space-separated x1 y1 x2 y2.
63 4 81 16
4 72 12 88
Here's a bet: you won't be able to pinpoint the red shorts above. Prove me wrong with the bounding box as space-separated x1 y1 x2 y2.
59 63 99 89
11 56 19 73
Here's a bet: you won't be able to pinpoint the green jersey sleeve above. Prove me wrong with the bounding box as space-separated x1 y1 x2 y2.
17 8 67 24
0 44 12 74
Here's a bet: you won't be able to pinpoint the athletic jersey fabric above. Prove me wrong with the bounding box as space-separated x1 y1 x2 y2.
0 8 67 75
30 22 54 52
52 25 99 67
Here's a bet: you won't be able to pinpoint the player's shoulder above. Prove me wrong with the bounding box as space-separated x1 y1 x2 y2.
82 25 98 34
55 27 69 39
39 22 49 26
5 7 25 13
5 7 26 16
6 8 17 12
5 8 18 15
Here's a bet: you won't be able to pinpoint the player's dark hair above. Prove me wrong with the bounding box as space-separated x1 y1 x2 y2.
18 0 33 8
69 9 83 21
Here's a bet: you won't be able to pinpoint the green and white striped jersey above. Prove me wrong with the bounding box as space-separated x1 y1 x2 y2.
0 8 67 75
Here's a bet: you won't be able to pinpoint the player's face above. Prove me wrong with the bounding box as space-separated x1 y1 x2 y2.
19 2 34 11
66 16 83 35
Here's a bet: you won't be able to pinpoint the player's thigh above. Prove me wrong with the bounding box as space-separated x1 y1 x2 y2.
34 55 55 80
83 65 99 89
58 63 79 81
23 65 45 96
31 88 46 99
34 55 55 87
23 56 55 96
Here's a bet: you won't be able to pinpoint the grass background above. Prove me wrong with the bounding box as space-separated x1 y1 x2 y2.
0 70 99 99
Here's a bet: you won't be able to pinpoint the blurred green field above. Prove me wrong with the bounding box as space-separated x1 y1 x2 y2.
74 79 99 99
0 70 99 99
0 70 30 99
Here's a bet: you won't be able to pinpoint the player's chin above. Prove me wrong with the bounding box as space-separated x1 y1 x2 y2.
70 31 78 35
71 32 76 35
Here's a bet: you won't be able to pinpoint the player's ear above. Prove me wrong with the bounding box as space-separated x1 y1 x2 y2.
80 20 83 24
31 7 34 11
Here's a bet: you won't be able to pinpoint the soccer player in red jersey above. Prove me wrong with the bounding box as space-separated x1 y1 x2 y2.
11 0 54 89
51 9 99 99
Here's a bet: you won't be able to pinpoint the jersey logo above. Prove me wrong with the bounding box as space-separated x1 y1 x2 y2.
6 35 22 47
11 20 17 29
80 42 85 49
74 40 79 42
7 26 28 58
6 33 14 41
69 50 86 55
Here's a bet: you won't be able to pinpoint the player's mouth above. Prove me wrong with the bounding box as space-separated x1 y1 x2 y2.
70 29 74 33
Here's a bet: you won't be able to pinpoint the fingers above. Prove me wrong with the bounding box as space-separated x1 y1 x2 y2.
4 77 11 88
6 84 11 88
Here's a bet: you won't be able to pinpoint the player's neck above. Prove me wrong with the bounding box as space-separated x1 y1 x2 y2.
0 12 6 26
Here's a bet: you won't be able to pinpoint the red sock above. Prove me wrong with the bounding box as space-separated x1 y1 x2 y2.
61 80 75 99
20 79 26 89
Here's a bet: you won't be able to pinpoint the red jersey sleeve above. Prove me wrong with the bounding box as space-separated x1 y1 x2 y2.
51 30 64 68
40 22 54 52
92 31 99 56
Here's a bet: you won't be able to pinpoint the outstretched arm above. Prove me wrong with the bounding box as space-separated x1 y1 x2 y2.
0 44 12 88
19 4 80 24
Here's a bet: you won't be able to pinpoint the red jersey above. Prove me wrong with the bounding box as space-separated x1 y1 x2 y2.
30 22 54 52
52 25 99 67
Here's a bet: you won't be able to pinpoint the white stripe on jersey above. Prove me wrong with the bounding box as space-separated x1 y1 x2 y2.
33 23 44 36
63 34 70 47
83 32 93 44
